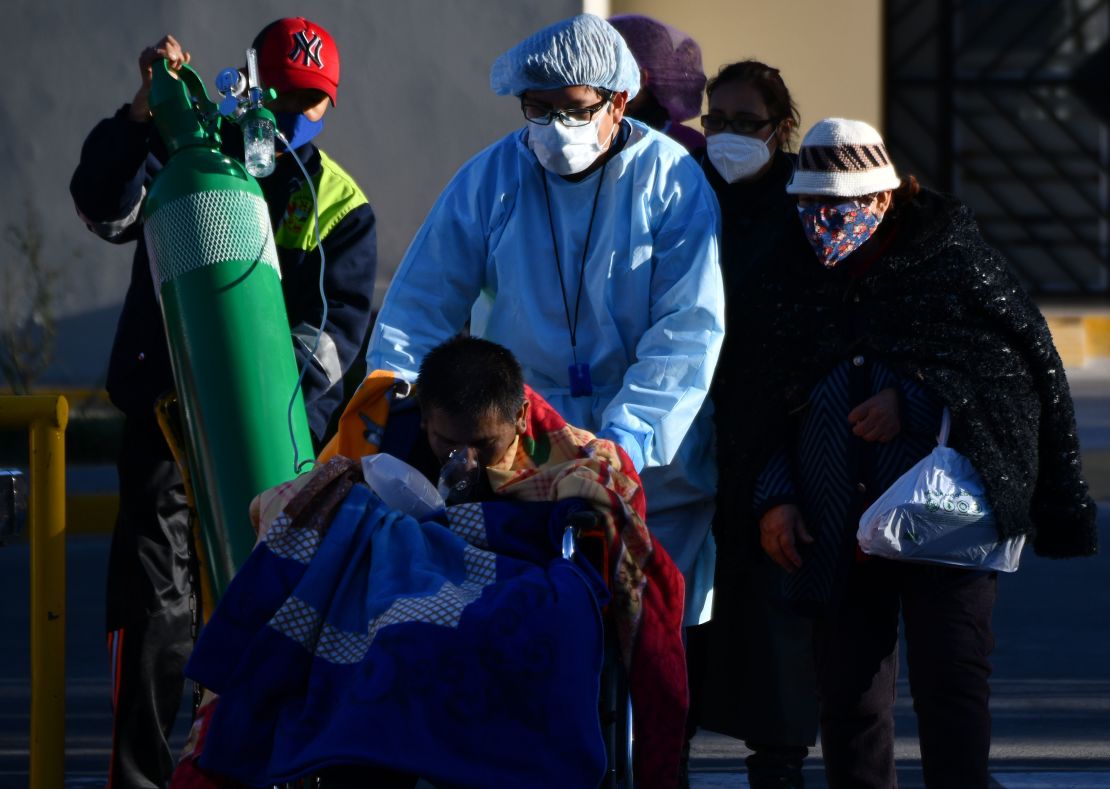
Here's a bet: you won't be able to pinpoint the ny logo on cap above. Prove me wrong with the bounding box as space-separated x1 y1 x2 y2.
289 30 324 69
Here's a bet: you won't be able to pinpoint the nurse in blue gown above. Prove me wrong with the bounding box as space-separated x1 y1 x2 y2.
368 13 725 627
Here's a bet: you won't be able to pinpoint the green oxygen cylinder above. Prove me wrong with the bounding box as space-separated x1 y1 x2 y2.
142 60 314 598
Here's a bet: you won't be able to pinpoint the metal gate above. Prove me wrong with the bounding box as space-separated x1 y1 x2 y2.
884 0 1110 298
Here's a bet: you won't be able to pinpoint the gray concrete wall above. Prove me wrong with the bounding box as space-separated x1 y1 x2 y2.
1 0 580 387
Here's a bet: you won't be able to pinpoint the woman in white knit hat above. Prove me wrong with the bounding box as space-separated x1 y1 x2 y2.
727 117 1097 788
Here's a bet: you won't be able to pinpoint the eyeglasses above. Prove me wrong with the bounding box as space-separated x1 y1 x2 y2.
700 114 775 135
521 93 613 127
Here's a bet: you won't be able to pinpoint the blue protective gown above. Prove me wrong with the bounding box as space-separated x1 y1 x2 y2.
368 119 724 624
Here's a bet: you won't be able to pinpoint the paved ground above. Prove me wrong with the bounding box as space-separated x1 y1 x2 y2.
1 376 1108 786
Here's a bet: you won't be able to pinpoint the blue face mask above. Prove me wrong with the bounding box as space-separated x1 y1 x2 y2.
273 111 324 152
797 200 882 267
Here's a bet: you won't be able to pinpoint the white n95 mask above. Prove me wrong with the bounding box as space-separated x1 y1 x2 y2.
527 113 613 176
707 131 774 184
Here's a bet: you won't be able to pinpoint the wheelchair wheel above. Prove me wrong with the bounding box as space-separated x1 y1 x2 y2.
599 624 634 789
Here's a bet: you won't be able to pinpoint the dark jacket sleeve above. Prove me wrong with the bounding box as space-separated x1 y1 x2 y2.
964 238 1098 558
69 105 158 244
288 201 378 441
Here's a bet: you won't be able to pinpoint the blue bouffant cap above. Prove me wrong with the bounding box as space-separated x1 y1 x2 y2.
490 14 641 98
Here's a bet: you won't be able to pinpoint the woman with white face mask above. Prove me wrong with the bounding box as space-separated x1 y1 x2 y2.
701 62 796 185
695 60 819 789
698 61 801 290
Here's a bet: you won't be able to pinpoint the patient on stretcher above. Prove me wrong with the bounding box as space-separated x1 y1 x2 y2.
170 337 687 789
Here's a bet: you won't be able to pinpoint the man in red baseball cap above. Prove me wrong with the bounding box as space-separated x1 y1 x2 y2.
69 17 377 788
252 16 341 152
254 16 340 105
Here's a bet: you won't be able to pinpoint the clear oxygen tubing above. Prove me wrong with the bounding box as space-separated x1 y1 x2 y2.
274 128 328 475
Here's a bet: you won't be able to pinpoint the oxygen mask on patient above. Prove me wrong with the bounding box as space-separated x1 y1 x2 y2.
361 453 445 520
437 448 482 506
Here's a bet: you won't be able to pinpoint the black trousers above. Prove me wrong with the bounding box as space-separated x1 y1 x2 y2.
815 558 997 789
106 415 194 789
694 535 818 789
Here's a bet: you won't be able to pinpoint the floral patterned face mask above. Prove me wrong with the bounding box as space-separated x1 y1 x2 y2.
797 199 882 267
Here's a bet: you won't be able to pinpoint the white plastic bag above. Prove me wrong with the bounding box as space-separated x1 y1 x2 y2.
361 453 445 520
857 409 1024 572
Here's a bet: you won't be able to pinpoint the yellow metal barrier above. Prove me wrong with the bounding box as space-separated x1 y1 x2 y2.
0 395 68 789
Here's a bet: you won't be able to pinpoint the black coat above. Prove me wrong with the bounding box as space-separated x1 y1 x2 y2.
699 151 820 745
706 150 800 548
723 187 1098 561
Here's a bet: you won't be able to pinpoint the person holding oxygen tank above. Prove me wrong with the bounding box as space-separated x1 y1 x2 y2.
69 18 376 787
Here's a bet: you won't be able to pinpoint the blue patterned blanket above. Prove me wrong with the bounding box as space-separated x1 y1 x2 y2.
187 484 608 788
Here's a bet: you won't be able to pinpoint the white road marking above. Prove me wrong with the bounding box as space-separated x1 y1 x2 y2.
993 774 1110 789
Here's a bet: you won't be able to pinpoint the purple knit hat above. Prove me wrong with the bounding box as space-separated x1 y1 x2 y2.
609 14 705 123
